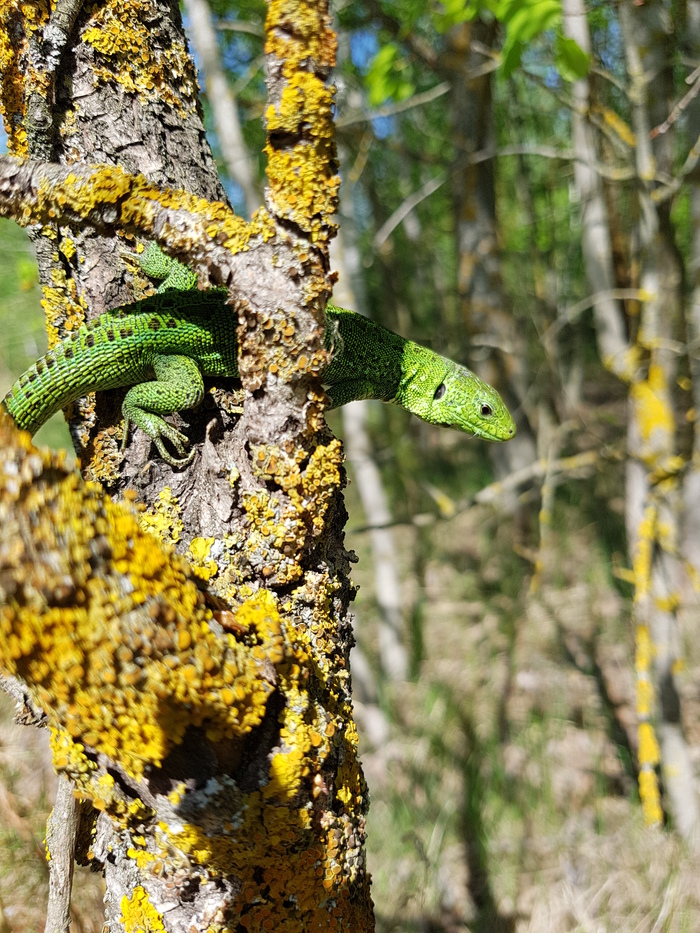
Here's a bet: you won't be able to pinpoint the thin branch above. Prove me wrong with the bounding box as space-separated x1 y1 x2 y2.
589 64 629 95
0 674 48 727
542 288 646 343
653 130 700 203
349 448 604 534
337 81 451 128
462 143 634 182
370 142 632 252
214 18 264 37
44 777 79 933
362 0 439 70
650 71 700 139
373 174 445 250
231 53 265 97
0 156 253 288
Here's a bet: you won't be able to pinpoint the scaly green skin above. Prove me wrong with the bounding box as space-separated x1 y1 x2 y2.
3 246 516 466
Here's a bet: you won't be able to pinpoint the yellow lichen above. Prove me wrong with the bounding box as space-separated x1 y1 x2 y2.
262 0 339 241
630 363 675 459
0 418 295 786
239 440 343 584
638 768 663 826
188 536 218 581
120 886 165 933
78 0 197 115
632 505 655 603
0 0 51 155
139 487 184 544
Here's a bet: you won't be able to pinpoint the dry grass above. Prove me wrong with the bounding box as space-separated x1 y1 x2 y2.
347 480 700 933
0 698 105 932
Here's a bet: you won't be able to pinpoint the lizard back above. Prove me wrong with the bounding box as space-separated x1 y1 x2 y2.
3 290 238 435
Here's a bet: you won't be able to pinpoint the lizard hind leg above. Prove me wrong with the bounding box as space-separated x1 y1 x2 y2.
122 354 205 467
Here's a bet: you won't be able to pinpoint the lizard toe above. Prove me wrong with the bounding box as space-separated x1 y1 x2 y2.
153 422 195 467
154 436 196 468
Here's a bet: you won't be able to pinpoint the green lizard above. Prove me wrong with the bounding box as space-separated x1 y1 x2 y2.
2 245 516 466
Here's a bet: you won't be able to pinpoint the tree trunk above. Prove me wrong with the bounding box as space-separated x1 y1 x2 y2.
447 18 537 501
561 0 629 379
619 0 700 843
0 1 376 929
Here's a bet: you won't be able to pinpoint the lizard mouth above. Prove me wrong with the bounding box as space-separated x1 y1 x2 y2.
450 419 516 441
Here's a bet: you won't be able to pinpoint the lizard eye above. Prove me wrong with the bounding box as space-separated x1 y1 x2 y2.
433 383 446 400
480 404 493 417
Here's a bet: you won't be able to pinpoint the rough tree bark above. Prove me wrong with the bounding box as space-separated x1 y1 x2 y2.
0 1 376 930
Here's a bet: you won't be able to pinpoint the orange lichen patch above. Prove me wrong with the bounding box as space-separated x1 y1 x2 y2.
41 257 88 348
236 305 328 390
120 885 166 933
140 562 373 929
265 144 340 242
264 70 340 240
81 0 198 114
0 415 293 783
81 423 124 485
15 164 251 262
5 163 277 292
265 72 338 231
638 768 663 827
334 721 364 809
241 439 342 584
632 504 655 603
267 73 334 139
159 603 371 931
58 234 76 261
167 797 371 931
263 1 339 239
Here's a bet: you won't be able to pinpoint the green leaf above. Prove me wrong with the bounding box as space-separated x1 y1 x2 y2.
432 0 478 34
501 39 524 76
495 0 561 77
554 33 590 81
366 42 416 107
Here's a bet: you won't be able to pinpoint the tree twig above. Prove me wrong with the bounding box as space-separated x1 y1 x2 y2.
43 777 79 933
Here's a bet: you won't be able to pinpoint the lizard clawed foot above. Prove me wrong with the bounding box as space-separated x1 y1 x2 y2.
152 423 196 468
122 414 196 468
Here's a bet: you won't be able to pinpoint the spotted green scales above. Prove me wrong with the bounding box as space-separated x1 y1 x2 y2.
3 245 516 466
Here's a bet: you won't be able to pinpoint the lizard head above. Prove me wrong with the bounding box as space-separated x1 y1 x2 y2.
400 352 517 441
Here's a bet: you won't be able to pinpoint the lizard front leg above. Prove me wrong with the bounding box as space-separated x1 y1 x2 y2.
138 242 199 292
122 354 204 467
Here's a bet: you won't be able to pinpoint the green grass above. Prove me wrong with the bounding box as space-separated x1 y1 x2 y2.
0 217 71 450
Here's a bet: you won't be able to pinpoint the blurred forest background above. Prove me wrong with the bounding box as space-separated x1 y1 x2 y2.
2 0 700 930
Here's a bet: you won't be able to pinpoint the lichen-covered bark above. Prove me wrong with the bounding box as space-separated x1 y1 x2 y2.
0 0 226 477
0 0 375 929
619 0 700 840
